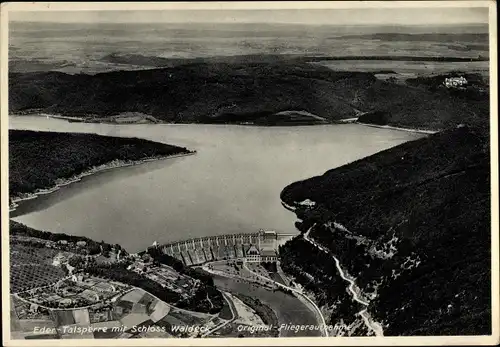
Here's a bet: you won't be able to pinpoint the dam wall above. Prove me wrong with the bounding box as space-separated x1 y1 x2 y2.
150 230 296 266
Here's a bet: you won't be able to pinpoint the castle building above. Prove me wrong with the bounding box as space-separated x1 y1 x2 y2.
444 76 468 88
245 245 261 262
244 246 278 263
244 231 279 263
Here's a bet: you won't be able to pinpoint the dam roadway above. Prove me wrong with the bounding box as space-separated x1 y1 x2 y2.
150 231 296 266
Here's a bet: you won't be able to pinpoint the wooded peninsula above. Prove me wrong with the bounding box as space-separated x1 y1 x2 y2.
9 130 192 198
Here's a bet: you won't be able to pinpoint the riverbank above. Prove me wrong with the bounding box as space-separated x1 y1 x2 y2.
9 151 196 212
241 261 329 337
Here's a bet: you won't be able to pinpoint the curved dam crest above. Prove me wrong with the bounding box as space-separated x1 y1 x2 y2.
149 230 296 266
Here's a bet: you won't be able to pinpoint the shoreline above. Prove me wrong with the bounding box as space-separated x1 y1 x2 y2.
355 122 439 135
12 113 439 133
11 113 329 127
9 151 196 212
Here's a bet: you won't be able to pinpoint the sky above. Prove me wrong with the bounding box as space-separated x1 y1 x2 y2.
9 7 489 26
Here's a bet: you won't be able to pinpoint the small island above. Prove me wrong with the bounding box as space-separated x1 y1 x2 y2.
9 129 194 210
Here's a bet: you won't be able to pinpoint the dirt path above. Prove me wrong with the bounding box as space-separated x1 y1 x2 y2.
201 292 235 337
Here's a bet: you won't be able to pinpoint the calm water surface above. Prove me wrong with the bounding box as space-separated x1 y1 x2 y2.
9 116 424 252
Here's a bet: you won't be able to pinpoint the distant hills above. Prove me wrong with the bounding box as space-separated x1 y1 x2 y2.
338 33 489 43
280 125 490 335
98 53 488 67
9 21 489 35
9 60 489 130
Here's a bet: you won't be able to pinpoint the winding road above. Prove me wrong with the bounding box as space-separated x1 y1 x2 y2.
303 226 384 336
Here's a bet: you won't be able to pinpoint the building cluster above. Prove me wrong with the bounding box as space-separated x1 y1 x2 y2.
444 76 468 88
18 275 127 311
127 259 196 300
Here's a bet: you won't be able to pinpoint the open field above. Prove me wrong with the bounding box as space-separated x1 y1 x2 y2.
9 21 488 75
10 286 215 339
312 60 489 79
168 308 214 326
116 288 215 337
229 293 266 327
208 293 278 337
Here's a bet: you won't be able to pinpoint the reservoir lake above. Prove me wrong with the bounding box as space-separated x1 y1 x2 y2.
9 116 424 252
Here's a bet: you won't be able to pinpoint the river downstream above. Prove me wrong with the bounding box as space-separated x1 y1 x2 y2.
9 116 424 252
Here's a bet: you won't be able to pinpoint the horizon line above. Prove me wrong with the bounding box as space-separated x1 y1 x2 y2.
9 21 489 26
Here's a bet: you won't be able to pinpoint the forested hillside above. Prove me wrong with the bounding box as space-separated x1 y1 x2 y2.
280 125 491 335
9 130 191 196
9 60 488 130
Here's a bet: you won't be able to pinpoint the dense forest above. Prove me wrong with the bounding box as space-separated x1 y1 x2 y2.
279 237 364 327
10 220 124 257
280 125 490 335
9 60 488 130
9 130 191 196
98 52 488 68
357 111 390 125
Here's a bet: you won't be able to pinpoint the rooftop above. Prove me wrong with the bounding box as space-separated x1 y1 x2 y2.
260 249 277 257
247 245 259 255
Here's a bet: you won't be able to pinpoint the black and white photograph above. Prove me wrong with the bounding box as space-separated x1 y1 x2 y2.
1 1 498 345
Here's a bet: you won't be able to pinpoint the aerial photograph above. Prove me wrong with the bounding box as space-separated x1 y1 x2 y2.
3 1 497 344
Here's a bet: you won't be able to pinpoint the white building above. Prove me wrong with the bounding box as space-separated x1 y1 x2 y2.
444 76 468 88
260 249 279 262
52 253 67 267
246 245 261 262
245 245 278 263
